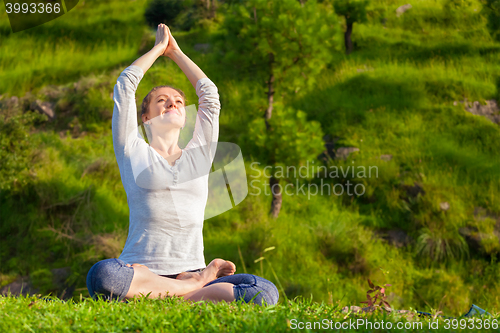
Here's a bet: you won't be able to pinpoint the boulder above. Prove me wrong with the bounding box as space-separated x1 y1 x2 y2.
30 99 56 120
194 43 211 53
456 99 500 124
440 202 450 211
318 134 340 163
380 154 392 161
396 4 412 17
402 182 425 198
0 267 74 299
335 147 360 160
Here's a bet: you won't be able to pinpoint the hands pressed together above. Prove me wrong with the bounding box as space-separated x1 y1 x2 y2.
154 23 182 58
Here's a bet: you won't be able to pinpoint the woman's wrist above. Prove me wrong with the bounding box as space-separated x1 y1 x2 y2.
167 49 185 61
151 44 167 58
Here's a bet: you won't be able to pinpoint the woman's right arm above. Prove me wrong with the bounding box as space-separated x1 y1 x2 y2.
112 25 168 165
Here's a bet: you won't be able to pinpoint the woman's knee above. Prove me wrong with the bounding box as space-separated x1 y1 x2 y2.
86 258 134 301
251 275 279 306
208 274 279 306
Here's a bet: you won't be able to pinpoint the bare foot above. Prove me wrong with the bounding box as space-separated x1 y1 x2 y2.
216 260 236 278
198 259 236 284
176 271 198 280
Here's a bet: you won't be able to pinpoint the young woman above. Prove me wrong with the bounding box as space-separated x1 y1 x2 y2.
86 24 278 305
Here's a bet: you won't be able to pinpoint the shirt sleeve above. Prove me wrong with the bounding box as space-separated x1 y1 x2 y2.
112 65 144 167
185 77 221 163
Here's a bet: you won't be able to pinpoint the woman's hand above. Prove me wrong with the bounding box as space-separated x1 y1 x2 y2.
154 23 169 55
163 25 183 58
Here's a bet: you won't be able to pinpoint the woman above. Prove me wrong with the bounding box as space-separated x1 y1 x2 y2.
86 24 278 305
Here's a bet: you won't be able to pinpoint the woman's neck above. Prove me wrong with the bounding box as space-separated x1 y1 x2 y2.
149 129 183 165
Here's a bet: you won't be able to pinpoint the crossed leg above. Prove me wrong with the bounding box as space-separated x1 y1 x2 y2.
86 258 235 301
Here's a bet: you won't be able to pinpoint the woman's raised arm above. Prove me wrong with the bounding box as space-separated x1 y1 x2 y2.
131 23 170 73
163 26 208 89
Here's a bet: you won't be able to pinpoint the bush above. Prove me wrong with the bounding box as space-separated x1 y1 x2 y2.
144 0 196 31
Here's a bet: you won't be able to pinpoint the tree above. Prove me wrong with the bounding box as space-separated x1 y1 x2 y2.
481 0 500 42
216 0 337 217
333 0 369 54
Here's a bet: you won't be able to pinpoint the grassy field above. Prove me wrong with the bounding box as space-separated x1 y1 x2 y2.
2 294 500 332
1 0 500 327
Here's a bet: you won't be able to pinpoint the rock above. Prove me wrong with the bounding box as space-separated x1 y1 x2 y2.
387 229 411 248
402 182 425 198
380 154 392 161
50 267 74 299
194 43 211 53
396 4 412 17
0 276 38 296
317 134 340 164
474 206 500 222
341 305 393 315
440 202 450 211
376 228 412 248
0 267 74 299
0 96 19 110
335 147 360 160
459 227 483 253
456 99 500 124
39 85 64 100
30 99 56 120
342 305 374 314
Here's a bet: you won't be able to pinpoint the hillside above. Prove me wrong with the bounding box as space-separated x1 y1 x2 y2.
1 0 499 318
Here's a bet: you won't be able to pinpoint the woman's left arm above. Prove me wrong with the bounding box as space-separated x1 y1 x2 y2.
163 27 208 89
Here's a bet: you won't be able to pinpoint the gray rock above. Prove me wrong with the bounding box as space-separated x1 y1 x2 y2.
318 134 340 163
387 229 411 247
403 182 425 198
440 202 450 211
0 276 38 296
0 267 74 299
51 267 74 299
39 85 64 100
30 99 56 120
335 147 360 160
457 99 500 124
194 43 211 53
396 4 412 17
380 154 392 161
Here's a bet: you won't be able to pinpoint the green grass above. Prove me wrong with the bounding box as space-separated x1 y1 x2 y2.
1 0 500 324
2 294 499 332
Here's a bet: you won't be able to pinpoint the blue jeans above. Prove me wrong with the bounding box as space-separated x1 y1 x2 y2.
86 258 279 305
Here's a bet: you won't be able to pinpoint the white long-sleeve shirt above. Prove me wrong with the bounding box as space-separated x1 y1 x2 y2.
112 65 220 275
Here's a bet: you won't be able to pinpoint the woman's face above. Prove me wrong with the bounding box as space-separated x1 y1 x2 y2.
142 87 186 128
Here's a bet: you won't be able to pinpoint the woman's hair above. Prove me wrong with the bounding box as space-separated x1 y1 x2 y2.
140 85 187 118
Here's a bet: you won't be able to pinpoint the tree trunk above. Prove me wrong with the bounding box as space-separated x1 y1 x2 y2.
264 53 275 131
344 21 353 55
211 0 217 19
263 52 281 218
269 175 282 218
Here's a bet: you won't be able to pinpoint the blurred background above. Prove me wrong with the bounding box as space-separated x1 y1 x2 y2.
0 0 499 316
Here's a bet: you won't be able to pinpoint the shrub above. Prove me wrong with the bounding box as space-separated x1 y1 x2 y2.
144 0 196 31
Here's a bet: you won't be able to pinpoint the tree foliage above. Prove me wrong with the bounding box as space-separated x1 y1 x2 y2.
216 0 339 96
245 103 325 172
333 0 368 25
144 0 197 31
481 0 500 41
